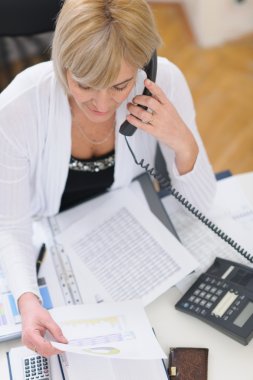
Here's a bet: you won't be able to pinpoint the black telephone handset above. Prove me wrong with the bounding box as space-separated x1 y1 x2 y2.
119 51 157 136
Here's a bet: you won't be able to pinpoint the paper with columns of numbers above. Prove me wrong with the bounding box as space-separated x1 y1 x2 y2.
54 187 199 306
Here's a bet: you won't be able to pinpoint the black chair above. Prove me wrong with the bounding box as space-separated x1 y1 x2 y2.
0 0 63 91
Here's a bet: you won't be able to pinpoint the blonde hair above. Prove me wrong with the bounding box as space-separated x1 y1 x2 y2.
52 0 162 92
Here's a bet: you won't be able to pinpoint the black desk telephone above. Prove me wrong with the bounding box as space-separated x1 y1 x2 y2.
175 257 253 345
119 50 253 265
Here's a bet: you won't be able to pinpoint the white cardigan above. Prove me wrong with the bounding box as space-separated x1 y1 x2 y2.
0 58 216 301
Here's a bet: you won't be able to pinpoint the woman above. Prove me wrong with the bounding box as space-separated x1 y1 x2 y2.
0 0 216 356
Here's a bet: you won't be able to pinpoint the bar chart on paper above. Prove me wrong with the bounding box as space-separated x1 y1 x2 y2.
61 314 135 354
0 266 53 341
0 269 21 327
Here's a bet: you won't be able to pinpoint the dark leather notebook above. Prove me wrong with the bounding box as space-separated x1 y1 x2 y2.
168 347 208 380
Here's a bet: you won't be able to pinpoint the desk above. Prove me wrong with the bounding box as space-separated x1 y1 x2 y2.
1 172 253 379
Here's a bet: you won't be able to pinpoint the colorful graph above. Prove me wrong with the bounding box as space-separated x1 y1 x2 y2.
0 277 53 329
82 346 120 356
0 302 7 326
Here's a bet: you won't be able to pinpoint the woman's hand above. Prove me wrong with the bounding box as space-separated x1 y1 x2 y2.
18 292 68 357
126 79 199 175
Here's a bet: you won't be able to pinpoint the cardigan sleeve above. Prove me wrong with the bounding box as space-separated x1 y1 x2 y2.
158 59 217 213
0 97 41 303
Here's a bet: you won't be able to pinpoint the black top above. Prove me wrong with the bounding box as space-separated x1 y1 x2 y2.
59 151 115 212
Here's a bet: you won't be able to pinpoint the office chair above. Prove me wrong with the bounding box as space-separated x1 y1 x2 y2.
0 0 63 91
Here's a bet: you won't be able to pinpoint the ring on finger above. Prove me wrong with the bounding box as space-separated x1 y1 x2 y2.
145 108 154 124
143 114 153 124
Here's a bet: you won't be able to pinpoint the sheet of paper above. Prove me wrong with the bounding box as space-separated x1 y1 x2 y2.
61 353 168 380
48 180 149 235
50 300 166 360
55 187 199 306
210 175 253 234
162 175 253 291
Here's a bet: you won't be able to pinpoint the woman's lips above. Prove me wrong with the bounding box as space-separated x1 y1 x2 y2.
88 107 109 115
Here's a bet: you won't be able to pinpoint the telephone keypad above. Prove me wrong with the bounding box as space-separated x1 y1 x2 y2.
176 258 253 345
179 276 243 321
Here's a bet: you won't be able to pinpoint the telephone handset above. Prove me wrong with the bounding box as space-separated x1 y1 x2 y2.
118 51 253 264
119 51 157 136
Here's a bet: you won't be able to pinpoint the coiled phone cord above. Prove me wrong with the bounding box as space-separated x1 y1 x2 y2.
125 136 253 264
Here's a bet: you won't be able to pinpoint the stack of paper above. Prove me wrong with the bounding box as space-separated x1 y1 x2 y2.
50 300 168 379
9 300 169 379
53 187 198 306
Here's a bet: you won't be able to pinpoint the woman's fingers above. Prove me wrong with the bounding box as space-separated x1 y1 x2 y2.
23 327 61 357
46 319 68 344
127 79 173 125
144 79 168 104
133 79 168 108
20 295 68 357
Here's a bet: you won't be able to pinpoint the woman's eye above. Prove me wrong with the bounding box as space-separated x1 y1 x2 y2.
113 85 128 92
78 83 90 90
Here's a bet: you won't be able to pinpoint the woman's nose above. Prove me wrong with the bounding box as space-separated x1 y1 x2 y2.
93 90 111 112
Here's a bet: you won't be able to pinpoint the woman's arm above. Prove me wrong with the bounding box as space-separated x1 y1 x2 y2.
126 62 216 213
0 113 67 356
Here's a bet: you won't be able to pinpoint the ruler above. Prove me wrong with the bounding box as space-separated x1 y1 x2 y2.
51 244 83 305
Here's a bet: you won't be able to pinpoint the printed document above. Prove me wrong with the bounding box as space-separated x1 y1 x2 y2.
50 300 166 359
162 175 253 290
55 187 198 306
9 300 168 380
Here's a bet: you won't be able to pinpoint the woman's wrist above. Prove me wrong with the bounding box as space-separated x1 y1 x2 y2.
18 292 42 313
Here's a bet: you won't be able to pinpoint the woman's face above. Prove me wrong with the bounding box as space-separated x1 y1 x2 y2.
67 60 137 123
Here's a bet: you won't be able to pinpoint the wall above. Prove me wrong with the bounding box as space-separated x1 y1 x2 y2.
182 0 253 47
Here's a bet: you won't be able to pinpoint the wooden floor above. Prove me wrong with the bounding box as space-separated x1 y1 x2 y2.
150 3 253 175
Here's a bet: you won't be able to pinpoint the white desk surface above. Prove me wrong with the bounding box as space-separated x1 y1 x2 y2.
1 172 253 379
